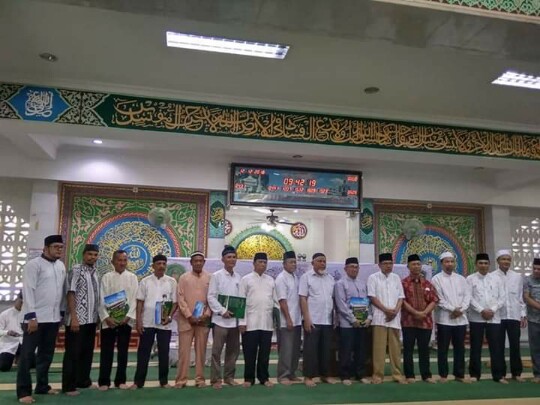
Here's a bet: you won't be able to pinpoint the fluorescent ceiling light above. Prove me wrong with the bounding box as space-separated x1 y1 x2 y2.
166 31 289 59
92 139 103 144
492 71 540 90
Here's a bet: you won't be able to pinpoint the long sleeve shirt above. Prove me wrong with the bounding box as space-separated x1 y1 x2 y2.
177 270 211 332
432 271 471 326
207 268 242 328
367 271 405 330
99 269 139 329
298 269 335 326
21 256 66 323
275 270 301 328
467 272 506 324
335 275 372 328
136 274 177 330
493 269 527 321
0 307 23 355
238 272 277 331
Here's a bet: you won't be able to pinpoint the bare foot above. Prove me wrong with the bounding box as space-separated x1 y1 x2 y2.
439 377 448 384
196 382 207 388
160 384 172 389
264 381 274 388
342 379 352 386
18 396 35 404
279 379 292 386
88 384 99 390
406 378 416 384
396 378 408 384
456 377 471 384
212 382 223 390
360 378 371 384
224 380 240 386
371 377 383 385
289 376 301 382
65 390 80 396
470 377 479 383
242 382 252 388
423 378 436 384
174 383 186 389
321 377 338 384
47 389 60 395
513 376 526 383
118 384 130 390
98 385 109 391
128 384 139 390
304 378 316 387
498 379 509 384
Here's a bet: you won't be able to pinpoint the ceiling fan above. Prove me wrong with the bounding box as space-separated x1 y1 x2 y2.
249 209 297 226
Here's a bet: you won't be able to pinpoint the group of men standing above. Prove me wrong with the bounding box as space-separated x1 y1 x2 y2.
4 233 540 403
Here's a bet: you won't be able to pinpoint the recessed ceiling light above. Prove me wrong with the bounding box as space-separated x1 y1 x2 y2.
92 139 103 145
232 206 238 210
166 31 289 59
39 53 58 62
492 71 540 90
364 86 380 94
292 155 303 159
293 209 299 213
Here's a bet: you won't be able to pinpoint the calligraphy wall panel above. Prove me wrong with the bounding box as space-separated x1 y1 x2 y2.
59 183 208 277
375 202 484 275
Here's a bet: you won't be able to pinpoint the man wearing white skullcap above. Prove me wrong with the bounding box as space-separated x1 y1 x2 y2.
493 249 527 382
431 252 471 383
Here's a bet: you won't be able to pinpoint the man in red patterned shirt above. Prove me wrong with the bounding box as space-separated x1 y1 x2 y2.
401 254 438 384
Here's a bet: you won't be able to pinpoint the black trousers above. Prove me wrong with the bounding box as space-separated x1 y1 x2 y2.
303 324 333 378
436 324 466 378
469 322 504 381
402 327 432 380
62 323 97 392
133 328 171 388
16 322 59 399
241 330 272 385
98 324 132 387
499 319 523 377
338 327 369 380
0 350 17 372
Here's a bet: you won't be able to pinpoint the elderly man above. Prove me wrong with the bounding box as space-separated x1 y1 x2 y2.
62 244 101 396
467 253 506 383
17 235 66 404
175 251 211 389
207 245 242 389
239 252 277 388
431 251 471 383
299 252 336 387
275 251 301 385
132 254 178 389
335 257 372 385
368 253 405 384
0 293 23 372
493 249 527 382
524 258 540 384
401 254 438 384
98 249 139 391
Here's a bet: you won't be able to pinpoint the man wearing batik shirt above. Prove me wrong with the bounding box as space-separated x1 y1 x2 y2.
62 244 101 396
335 257 372 385
467 253 506 383
493 249 527 382
431 251 471 383
275 251 301 385
401 254 438 384
524 258 540 384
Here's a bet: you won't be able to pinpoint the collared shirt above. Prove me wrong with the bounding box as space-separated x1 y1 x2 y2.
335 275 372 328
238 272 277 331
0 307 23 355
367 271 405 330
432 271 471 326
401 275 438 329
137 274 177 330
298 269 335 326
207 268 242 328
22 256 66 323
66 263 100 325
524 275 540 324
493 269 526 321
99 269 139 329
177 270 211 332
275 270 301 328
467 272 506 324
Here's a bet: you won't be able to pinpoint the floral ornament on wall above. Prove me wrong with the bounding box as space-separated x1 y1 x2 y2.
290 222 308 239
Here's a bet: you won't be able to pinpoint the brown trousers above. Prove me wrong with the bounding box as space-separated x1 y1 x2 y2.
372 325 402 381
176 326 210 386
210 325 240 384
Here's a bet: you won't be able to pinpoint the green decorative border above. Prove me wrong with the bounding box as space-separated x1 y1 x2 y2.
424 0 539 17
1 82 539 160
229 226 294 252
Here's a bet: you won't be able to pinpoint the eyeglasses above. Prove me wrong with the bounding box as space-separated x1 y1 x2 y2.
49 244 64 249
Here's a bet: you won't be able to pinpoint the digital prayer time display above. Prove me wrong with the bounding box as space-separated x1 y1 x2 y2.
230 164 362 210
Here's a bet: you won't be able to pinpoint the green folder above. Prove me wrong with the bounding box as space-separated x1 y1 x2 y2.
218 294 246 319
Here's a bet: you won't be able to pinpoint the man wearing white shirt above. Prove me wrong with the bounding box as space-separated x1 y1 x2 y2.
493 249 527 382
299 252 336 387
131 254 178 389
431 251 471 383
207 245 242 389
17 234 66 404
0 293 23 372
467 253 506 383
367 253 405 384
98 250 138 390
275 251 301 385
239 252 277 388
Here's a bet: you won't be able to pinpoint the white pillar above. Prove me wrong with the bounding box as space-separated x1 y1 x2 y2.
28 180 59 251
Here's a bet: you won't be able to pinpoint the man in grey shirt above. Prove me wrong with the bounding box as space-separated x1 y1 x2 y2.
524 257 540 384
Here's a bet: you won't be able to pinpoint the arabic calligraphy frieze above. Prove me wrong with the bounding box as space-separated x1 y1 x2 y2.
1 82 538 160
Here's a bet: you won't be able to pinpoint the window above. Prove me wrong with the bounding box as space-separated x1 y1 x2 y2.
512 218 540 276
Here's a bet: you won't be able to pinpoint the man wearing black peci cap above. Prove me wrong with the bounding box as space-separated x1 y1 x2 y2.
524 258 540 384
238 252 277 387
466 253 506 383
401 254 438 384
62 243 101 396
17 235 67 404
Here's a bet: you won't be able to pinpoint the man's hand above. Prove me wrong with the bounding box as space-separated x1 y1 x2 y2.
303 319 315 333
105 317 118 329
121 317 131 325
222 311 233 319
363 319 372 328
188 316 199 326
385 308 397 322
413 310 426 321
27 319 38 334
136 321 144 335
239 325 246 334
450 308 463 319
352 320 361 328
521 317 528 328
70 318 80 333
162 316 172 326
286 319 294 331
480 309 494 321
7 330 21 337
